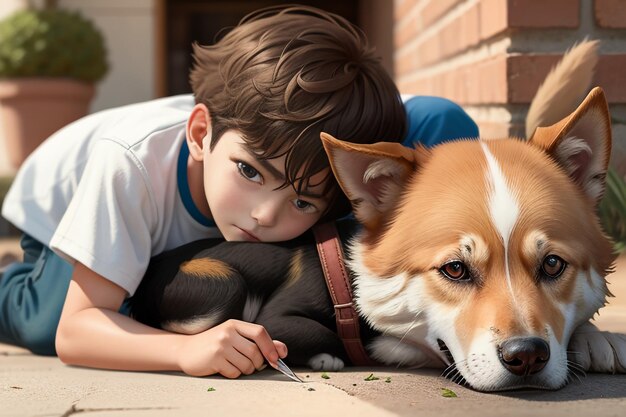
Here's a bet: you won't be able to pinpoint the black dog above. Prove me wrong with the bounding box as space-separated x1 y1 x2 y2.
130 219 377 368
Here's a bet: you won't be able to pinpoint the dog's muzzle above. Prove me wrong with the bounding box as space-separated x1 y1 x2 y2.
498 337 550 376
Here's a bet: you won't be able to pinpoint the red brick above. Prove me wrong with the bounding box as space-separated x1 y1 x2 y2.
419 35 441 66
400 4 481 70
394 0 420 22
395 13 423 50
508 0 580 28
421 0 463 28
480 0 580 40
397 53 626 106
440 21 459 60
443 4 481 56
397 55 509 104
480 0 508 39
507 53 626 104
461 4 481 49
395 48 418 77
596 54 626 102
397 74 433 97
594 0 626 28
507 55 559 103
477 56 509 103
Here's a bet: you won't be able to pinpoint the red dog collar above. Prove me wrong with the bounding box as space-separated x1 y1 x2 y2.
312 222 379 366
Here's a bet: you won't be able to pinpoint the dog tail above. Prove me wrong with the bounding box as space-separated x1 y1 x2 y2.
525 39 599 139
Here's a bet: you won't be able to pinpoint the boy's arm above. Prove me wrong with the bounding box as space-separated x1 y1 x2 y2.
55 262 286 377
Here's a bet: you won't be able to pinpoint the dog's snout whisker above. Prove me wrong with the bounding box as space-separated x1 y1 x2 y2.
445 364 469 387
566 359 587 380
441 363 457 379
452 369 469 386
566 366 584 385
566 359 586 372
567 371 584 384
565 351 587 373
440 355 470 387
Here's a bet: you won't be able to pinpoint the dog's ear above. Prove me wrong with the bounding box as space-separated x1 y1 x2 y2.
320 132 423 228
529 87 612 205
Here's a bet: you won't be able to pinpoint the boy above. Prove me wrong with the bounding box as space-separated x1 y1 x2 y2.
0 5 477 378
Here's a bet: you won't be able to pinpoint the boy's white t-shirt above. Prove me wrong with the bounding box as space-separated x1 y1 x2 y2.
1 94 222 296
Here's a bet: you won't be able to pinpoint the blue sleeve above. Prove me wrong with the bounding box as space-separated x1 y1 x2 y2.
402 96 479 148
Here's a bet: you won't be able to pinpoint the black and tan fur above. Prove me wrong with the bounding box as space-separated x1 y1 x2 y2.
131 220 375 368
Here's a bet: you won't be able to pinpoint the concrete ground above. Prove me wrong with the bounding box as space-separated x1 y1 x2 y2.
1 237 625 417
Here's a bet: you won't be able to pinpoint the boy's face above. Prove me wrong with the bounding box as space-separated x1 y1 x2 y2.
202 130 330 242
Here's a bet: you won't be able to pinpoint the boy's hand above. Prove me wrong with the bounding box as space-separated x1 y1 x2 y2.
177 319 288 378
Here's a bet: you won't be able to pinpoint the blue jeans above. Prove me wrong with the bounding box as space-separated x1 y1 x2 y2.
0 96 479 356
0 235 73 355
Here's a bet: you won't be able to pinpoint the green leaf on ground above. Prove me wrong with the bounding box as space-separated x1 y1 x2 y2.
321 372 330 379
385 377 391 383
207 387 216 392
441 388 457 397
364 373 380 381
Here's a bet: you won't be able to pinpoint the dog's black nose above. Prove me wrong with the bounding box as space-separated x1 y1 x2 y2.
498 337 550 376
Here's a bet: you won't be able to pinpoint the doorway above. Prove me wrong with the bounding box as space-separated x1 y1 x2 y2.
156 0 364 96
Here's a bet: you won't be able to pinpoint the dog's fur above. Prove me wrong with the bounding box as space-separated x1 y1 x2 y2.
130 41 626 391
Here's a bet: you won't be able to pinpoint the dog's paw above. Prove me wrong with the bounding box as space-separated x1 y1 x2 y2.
568 322 626 373
307 353 345 371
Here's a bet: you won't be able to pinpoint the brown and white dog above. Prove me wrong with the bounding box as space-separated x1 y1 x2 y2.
131 41 626 391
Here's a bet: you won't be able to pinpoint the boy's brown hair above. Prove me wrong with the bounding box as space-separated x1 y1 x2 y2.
189 5 406 221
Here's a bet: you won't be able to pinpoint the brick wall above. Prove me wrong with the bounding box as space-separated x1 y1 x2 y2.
393 0 626 176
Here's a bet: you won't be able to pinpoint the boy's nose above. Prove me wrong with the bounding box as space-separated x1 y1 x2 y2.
251 199 281 227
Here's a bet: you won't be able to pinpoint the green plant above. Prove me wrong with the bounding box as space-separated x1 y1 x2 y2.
0 8 108 82
598 167 626 253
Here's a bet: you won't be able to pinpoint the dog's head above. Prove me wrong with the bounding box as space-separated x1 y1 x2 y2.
321 87 617 391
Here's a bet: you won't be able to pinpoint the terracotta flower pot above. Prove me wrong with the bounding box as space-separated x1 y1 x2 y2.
0 78 95 169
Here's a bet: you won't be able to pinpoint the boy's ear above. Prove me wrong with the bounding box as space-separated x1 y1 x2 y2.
320 132 424 229
186 104 212 161
528 87 612 205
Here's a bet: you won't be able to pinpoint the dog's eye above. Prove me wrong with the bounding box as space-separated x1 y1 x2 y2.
541 255 567 279
439 261 469 281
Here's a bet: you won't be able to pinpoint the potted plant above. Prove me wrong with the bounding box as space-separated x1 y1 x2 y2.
0 1 108 169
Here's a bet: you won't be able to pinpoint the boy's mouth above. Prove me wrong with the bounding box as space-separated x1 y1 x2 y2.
236 226 260 242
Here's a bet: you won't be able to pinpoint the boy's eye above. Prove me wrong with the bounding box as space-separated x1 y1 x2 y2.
237 161 262 183
295 199 309 209
292 198 317 213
